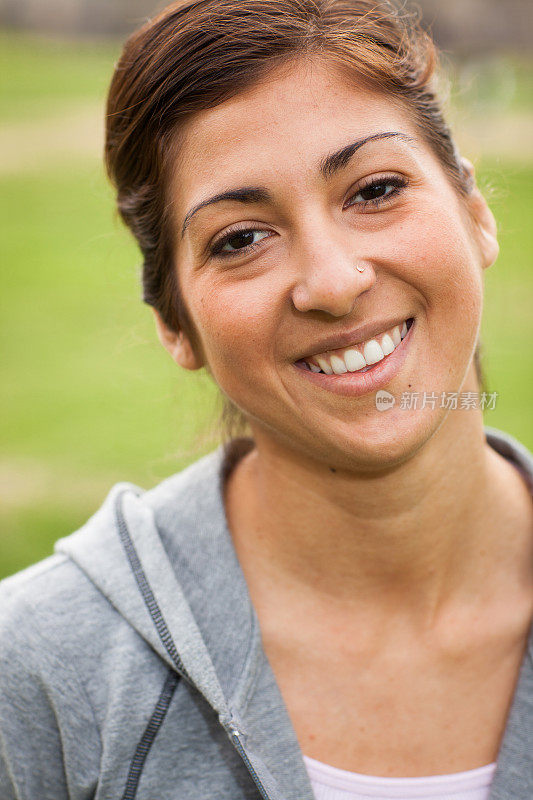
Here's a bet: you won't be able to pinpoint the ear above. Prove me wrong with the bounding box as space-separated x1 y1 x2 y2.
461 158 499 270
152 308 203 371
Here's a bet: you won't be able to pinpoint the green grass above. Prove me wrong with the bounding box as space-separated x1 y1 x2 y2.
1 162 219 471
0 30 120 121
479 162 533 444
1 504 97 580
0 160 221 577
1 31 532 579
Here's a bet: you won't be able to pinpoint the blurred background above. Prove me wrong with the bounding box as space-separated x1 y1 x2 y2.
1 0 532 579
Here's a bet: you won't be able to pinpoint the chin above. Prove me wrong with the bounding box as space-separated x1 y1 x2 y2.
313 407 446 473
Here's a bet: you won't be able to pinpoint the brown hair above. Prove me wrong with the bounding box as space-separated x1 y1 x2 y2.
105 0 484 441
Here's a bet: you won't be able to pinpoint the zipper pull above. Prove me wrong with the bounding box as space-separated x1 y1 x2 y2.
222 711 246 739
229 721 242 740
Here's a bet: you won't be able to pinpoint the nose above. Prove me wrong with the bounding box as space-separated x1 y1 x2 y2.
291 253 376 317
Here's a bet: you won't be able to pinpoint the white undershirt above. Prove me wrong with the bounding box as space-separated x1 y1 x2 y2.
304 755 497 800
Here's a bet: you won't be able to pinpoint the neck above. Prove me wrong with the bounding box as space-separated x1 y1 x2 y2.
226 412 532 629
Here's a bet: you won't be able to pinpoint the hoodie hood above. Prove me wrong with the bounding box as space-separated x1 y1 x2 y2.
53 427 533 800
55 443 315 800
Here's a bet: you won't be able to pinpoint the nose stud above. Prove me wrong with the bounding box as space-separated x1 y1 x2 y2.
355 265 365 273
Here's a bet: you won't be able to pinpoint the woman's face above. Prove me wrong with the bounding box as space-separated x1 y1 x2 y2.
163 57 498 470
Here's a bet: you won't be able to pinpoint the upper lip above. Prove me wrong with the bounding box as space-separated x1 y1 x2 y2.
294 316 412 361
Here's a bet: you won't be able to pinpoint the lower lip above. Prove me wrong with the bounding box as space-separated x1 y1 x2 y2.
292 320 415 398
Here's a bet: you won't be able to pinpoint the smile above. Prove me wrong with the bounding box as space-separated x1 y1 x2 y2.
295 318 414 374
292 317 416 398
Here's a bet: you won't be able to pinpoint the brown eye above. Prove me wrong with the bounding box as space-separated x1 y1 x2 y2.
224 230 256 251
347 176 407 210
359 182 390 201
210 228 271 259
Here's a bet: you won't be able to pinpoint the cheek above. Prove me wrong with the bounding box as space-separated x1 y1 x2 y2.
386 207 484 318
187 274 282 379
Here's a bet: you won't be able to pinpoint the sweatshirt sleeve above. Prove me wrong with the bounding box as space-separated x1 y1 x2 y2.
0 570 101 800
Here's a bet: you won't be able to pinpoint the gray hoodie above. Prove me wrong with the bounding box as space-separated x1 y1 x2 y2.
0 426 532 800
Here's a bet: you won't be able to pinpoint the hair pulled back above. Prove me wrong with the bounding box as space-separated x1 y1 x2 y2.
105 0 482 440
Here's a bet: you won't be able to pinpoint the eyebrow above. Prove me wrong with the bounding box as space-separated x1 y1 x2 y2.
180 131 414 238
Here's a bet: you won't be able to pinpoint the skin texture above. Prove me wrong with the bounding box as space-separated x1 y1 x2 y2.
154 56 533 775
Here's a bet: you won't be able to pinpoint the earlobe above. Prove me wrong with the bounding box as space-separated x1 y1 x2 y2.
152 309 203 371
472 189 499 270
461 158 499 270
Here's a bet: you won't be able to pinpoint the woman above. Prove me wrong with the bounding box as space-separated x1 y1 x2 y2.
1 1 532 798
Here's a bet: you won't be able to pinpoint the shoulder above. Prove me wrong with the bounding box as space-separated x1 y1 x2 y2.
0 446 227 647
0 551 68 603
0 442 239 662
0 488 140 682
0 551 95 633
0 544 112 625
0 555 103 799
0 551 113 682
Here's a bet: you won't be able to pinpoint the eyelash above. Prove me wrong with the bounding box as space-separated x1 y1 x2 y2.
208 174 408 260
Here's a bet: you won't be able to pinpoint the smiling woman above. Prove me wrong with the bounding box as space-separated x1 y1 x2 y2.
1 2 532 799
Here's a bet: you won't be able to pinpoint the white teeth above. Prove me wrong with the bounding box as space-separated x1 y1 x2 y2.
363 339 385 365
330 354 348 374
344 348 366 372
316 357 333 375
303 319 412 375
380 333 395 356
391 326 402 346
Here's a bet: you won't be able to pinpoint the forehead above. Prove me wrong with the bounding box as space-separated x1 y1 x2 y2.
172 57 420 202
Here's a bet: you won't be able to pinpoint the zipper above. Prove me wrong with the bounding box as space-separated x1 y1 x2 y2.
227 721 274 800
